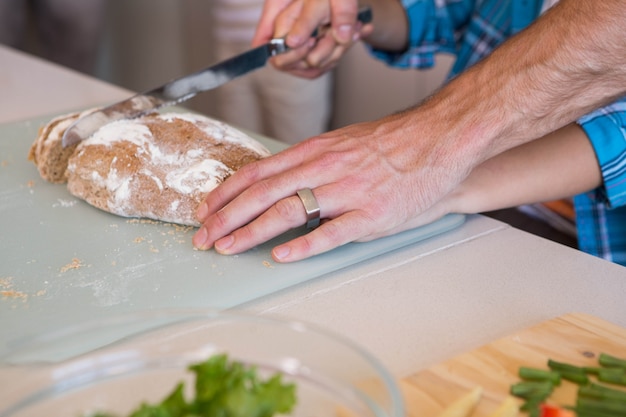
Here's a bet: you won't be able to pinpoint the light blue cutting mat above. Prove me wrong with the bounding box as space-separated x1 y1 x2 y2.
0 113 464 358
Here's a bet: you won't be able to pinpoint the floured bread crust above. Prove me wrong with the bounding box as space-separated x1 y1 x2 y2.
30 111 271 226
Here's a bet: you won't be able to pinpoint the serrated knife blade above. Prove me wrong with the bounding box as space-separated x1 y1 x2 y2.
62 6 373 148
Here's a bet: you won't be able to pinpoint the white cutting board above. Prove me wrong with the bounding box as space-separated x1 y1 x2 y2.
0 113 464 358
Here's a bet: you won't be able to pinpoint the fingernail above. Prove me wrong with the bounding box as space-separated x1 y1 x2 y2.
193 226 209 249
215 235 235 253
286 34 304 48
272 245 291 261
334 24 352 44
196 202 209 222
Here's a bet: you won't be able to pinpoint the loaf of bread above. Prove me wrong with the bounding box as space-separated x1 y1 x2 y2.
29 111 271 226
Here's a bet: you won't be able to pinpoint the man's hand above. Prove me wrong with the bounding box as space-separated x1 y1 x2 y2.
192 105 475 262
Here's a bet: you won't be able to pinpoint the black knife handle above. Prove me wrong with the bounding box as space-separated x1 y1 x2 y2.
310 6 373 38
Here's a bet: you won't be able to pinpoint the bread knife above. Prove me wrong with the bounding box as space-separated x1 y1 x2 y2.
62 6 372 148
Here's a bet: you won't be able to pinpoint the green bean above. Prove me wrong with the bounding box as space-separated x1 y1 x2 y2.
576 396 626 416
583 367 603 375
579 383 626 402
520 398 542 417
561 370 591 385
547 359 587 374
510 380 554 400
599 353 626 370
519 366 562 385
548 359 590 385
598 367 626 386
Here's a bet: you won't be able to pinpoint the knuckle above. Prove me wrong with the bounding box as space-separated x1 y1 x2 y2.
251 179 276 206
298 234 315 253
211 208 231 230
234 223 256 241
318 220 345 246
273 196 302 222
237 160 263 183
208 183 230 208
315 149 345 170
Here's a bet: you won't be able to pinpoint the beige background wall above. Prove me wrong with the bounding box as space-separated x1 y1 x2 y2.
95 1 452 132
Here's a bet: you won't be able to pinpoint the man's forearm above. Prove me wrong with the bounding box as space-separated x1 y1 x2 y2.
411 0 626 173
500 0 626 151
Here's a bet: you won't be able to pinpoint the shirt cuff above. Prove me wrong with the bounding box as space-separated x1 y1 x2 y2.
578 108 626 208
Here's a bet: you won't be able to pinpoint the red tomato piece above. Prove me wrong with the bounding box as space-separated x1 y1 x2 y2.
539 403 576 417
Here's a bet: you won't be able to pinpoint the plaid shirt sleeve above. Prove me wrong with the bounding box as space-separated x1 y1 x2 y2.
367 0 543 75
369 0 474 69
573 97 626 265
578 97 626 208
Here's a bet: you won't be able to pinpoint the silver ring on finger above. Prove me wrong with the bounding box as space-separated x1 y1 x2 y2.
296 188 321 229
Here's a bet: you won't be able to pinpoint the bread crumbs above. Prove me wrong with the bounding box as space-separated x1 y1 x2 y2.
0 277 12 289
1 290 28 300
60 258 84 273
1 284 46 302
0 278 41 302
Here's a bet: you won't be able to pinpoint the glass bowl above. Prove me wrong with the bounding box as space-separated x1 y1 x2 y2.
0 309 404 417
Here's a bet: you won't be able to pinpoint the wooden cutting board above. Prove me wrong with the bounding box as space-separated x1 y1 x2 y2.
400 313 626 417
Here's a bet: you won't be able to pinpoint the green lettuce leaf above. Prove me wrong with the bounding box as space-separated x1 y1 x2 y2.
88 354 297 417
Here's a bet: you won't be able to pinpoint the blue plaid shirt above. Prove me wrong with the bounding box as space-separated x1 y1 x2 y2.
370 0 626 266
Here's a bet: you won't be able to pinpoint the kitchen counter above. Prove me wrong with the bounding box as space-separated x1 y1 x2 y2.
1 43 625 386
